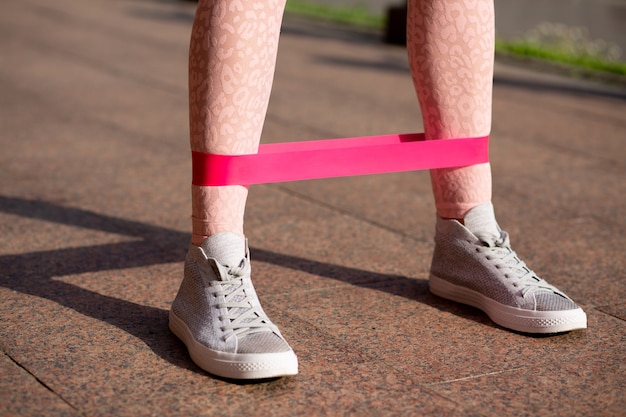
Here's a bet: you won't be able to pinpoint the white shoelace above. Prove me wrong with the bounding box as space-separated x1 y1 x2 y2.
210 264 279 342
475 231 557 296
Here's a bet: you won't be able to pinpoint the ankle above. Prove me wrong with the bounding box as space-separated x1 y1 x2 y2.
191 216 244 246
192 234 208 246
441 217 464 225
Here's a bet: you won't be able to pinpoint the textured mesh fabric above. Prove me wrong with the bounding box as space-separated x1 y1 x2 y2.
237 332 292 354
171 233 293 355
431 203 581 312
202 232 246 268
523 293 579 312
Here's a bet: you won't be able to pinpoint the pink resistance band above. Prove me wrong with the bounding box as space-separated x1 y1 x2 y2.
192 133 489 186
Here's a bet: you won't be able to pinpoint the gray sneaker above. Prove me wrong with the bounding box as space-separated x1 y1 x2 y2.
429 204 587 334
169 232 298 379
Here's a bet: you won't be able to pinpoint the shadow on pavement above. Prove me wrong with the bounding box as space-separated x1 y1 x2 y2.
0 195 502 375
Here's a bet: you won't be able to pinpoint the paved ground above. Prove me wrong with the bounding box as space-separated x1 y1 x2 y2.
1 0 625 416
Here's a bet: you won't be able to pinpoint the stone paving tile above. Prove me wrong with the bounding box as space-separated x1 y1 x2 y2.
266 284 618 381
596 304 626 322
0 353 81 417
268 171 437 243
246 185 431 272
1 0 625 415
428 344 626 417
3 183 620 416
0 268 469 417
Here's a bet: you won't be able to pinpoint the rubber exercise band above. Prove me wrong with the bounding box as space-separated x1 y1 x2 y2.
192 133 489 186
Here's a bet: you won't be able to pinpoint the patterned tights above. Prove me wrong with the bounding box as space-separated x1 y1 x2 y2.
189 0 495 244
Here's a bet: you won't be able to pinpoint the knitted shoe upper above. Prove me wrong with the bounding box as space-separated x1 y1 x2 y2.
171 234 292 355
431 204 580 312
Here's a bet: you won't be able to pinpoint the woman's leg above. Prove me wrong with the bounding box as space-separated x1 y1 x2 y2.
170 0 298 380
407 0 493 220
407 0 587 334
189 0 285 244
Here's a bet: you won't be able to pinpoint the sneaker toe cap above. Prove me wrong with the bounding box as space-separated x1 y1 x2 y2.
523 291 580 311
237 332 293 354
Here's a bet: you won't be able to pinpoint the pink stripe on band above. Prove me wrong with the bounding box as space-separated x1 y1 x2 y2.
192 133 489 186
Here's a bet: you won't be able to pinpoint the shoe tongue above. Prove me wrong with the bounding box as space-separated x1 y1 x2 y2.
463 203 500 238
201 232 246 268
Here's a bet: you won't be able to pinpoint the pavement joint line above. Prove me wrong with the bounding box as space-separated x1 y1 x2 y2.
272 183 429 243
3 351 83 415
593 306 626 323
424 367 526 386
57 42 184 96
13 23 185 96
263 112 361 149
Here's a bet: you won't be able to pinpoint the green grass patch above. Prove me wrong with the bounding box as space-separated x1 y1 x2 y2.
495 40 626 76
285 0 385 30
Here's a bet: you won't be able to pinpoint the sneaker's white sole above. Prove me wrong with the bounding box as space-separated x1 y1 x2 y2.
169 310 299 379
429 274 587 334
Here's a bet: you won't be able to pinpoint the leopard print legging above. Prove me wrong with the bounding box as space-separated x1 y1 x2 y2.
189 0 286 244
407 0 494 219
189 0 494 244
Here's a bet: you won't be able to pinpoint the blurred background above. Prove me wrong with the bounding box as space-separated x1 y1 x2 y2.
284 0 626 81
